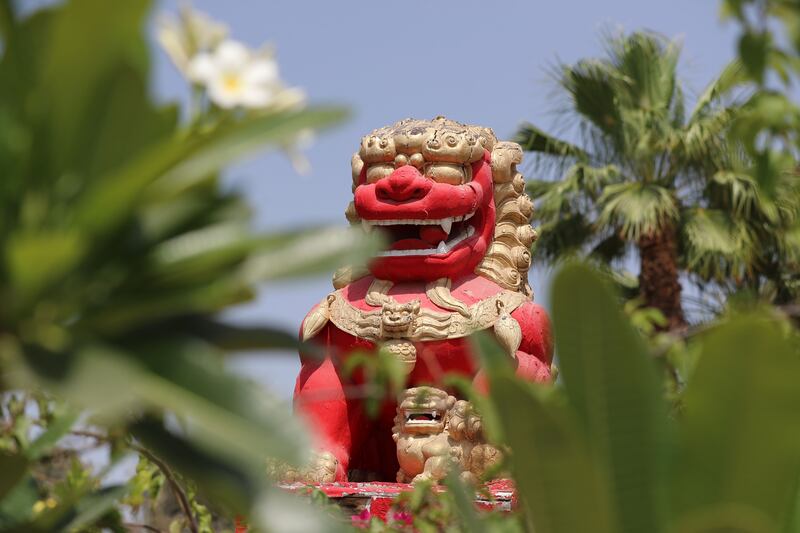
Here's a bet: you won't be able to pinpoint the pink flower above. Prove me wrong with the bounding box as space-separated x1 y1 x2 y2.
351 508 371 529
389 510 413 525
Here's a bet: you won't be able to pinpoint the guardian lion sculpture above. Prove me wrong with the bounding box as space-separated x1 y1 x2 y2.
294 117 553 482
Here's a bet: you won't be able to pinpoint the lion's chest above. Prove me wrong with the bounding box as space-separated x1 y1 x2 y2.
396 434 450 475
327 323 478 385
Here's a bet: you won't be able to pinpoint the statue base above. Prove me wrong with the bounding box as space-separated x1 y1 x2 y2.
280 480 516 522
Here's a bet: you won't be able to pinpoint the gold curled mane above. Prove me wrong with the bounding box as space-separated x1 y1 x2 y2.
338 117 537 297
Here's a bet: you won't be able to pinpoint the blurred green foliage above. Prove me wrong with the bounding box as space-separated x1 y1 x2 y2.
516 29 800 323
0 0 376 530
0 0 798 532
389 264 798 533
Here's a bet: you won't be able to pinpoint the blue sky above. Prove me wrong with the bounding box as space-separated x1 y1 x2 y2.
151 0 741 400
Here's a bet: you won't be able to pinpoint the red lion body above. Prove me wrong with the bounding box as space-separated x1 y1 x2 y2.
293 119 553 482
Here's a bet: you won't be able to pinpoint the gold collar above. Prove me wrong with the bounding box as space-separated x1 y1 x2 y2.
326 289 527 342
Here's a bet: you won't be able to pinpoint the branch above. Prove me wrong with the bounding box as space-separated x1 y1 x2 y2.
70 430 198 533
130 445 199 533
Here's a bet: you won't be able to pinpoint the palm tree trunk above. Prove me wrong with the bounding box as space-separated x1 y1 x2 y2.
638 224 686 330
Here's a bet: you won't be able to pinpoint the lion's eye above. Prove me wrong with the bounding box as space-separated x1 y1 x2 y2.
366 164 394 184
424 163 469 185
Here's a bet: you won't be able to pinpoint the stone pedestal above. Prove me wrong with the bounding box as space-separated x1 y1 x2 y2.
280 480 516 522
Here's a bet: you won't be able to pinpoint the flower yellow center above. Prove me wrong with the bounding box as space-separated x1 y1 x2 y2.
222 74 242 93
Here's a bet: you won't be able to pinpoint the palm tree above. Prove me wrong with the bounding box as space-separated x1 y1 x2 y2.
516 31 800 329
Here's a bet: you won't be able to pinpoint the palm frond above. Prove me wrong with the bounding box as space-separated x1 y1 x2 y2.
514 122 589 160
532 215 594 263
779 223 800 266
689 60 747 121
560 59 625 142
681 208 754 281
598 182 678 241
681 107 736 164
527 163 622 222
710 170 761 217
589 231 629 263
607 31 681 113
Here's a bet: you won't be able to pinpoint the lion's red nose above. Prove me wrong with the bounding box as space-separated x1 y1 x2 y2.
375 166 432 202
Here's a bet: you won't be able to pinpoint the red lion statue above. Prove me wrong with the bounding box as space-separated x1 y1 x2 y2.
293 117 553 482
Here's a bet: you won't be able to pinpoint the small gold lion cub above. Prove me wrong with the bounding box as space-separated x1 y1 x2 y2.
392 386 503 484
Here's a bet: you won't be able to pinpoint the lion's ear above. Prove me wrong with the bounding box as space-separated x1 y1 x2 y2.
447 396 456 409
490 142 523 184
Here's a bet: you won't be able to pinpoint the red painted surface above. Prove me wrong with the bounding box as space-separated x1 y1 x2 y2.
355 153 495 282
294 152 553 482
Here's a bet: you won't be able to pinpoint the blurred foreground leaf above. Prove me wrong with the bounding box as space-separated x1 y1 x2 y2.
552 263 668 533
671 317 800 530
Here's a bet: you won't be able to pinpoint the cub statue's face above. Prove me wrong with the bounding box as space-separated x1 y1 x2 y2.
353 119 497 282
396 387 455 436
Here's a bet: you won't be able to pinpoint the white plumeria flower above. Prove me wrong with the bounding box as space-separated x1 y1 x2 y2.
188 40 281 109
157 5 228 74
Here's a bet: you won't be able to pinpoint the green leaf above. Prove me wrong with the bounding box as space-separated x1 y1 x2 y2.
443 471 485 533
552 263 667 533
514 123 589 160
243 225 383 282
60 342 309 467
24 410 78 461
561 58 624 140
183 318 304 352
488 374 613 533
131 420 340 533
74 106 348 236
39 0 152 176
130 418 258 516
738 31 769 84
681 208 753 280
0 453 28 501
0 0 14 40
5 230 86 300
61 485 128 532
0 477 38 530
689 60 746 121
670 504 773 533
598 182 678 241
671 316 800 528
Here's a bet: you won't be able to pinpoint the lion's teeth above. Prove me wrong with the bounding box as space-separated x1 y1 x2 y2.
436 241 448 254
362 220 373 232
440 218 452 234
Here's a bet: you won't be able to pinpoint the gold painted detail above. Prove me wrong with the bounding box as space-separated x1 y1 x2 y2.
301 294 334 342
492 300 522 357
326 289 527 343
425 278 471 317
383 339 417 374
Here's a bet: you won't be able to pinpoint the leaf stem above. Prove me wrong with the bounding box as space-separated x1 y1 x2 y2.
131 445 200 533
70 430 199 533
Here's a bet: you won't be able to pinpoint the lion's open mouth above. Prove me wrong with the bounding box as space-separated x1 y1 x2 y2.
404 410 443 425
363 212 477 257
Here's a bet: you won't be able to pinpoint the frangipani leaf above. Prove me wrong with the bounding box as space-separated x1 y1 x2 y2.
671 316 800 526
74 106 347 236
552 263 668 533
489 374 613 533
59 343 309 467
